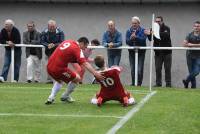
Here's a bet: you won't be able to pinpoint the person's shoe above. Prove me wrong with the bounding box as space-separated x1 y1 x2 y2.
153 84 162 87
45 97 54 105
123 97 129 107
46 80 53 84
60 96 75 103
128 97 136 105
97 97 103 107
34 80 39 83
79 81 83 84
91 98 98 105
27 80 32 83
0 76 5 83
182 80 188 88
166 84 172 88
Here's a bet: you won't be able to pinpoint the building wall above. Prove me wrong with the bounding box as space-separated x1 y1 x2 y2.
0 2 199 87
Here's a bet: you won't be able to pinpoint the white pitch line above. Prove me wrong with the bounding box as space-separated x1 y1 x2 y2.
0 113 123 119
106 91 157 134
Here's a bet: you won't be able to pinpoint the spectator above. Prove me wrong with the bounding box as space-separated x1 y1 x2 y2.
183 21 200 89
126 16 147 86
146 16 172 87
0 19 21 83
23 21 42 83
102 20 122 67
41 20 64 83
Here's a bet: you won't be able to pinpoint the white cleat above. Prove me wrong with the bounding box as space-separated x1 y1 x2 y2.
128 98 136 105
91 98 98 105
0 76 5 83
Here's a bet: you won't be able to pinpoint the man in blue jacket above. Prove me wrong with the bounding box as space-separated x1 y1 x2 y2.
102 20 122 67
126 16 147 86
41 20 64 83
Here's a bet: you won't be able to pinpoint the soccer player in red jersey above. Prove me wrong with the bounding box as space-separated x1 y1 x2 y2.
45 37 104 105
91 55 136 107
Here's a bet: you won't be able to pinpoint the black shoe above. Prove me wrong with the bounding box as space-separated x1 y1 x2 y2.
154 84 161 87
46 81 53 84
182 80 188 88
27 80 32 83
34 80 39 83
166 84 172 88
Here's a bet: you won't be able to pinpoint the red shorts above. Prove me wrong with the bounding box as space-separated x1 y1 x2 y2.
47 67 77 83
96 90 131 104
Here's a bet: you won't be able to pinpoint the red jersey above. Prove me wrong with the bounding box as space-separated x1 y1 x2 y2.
48 40 86 71
47 40 86 83
96 66 127 100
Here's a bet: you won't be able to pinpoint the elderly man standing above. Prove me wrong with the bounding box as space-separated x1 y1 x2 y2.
41 20 64 83
23 21 42 83
126 16 147 86
102 20 122 67
0 19 21 83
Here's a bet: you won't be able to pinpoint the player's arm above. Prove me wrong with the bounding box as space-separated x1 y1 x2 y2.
82 62 105 81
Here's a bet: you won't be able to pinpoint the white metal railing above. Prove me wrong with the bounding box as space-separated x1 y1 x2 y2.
1 44 200 91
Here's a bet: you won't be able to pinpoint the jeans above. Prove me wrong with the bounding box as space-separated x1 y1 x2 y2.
155 53 172 86
1 49 22 81
129 50 145 86
186 51 196 88
107 50 121 67
186 57 200 84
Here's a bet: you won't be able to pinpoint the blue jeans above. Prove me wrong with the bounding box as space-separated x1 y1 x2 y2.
107 50 121 67
1 49 22 81
186 51 196 88
129 50 145 86
186 57 200 84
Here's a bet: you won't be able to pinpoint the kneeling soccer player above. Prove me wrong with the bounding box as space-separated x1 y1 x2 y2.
91 55 136 107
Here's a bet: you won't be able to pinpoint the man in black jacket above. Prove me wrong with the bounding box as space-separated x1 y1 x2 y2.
146 16 172 87
0 19 21 82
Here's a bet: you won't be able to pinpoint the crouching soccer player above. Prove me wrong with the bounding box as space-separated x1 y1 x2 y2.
91 55 136 107
45 37 104 105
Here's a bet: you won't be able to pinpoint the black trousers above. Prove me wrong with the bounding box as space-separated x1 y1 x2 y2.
155 53 172 86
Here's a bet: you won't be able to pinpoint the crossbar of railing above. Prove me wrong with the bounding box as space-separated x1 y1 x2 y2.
0 44 200 91
1 44 200 50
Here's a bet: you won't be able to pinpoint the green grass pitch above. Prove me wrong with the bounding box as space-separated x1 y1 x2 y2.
0 83 199 134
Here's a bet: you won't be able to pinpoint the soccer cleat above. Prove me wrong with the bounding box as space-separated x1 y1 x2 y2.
0 76 5 83
27 80 32 83
60 96 75 103
182 79 188 88
91 98 98 105
123 97 129 107
45 97 54 105
128 97 136 105
97 97 103 107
